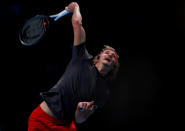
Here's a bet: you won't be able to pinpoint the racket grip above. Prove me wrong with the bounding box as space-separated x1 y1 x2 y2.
50 10 71 21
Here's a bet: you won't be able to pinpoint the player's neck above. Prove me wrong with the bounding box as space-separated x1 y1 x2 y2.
95 62 109 76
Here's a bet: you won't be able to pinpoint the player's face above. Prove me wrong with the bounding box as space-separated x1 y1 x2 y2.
99 50 116 68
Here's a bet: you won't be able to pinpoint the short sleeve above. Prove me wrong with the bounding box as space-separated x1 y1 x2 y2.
72 43 93 59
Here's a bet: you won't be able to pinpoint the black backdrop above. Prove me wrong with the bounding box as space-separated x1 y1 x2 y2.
0 0 183 131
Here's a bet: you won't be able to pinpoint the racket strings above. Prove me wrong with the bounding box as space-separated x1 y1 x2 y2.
19 9 71 46
20 15 48 45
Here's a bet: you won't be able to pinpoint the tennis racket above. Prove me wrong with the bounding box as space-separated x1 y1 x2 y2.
19 9 72 46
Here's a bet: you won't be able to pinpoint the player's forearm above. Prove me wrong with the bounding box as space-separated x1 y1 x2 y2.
65 2 82 29
72 6 82 28
72 5 86 45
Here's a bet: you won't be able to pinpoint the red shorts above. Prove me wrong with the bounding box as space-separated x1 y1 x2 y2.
28 104 76 131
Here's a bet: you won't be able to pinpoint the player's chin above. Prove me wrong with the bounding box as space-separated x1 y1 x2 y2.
103 61 113 67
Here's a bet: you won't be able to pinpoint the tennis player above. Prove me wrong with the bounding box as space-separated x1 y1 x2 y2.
28 2 119 131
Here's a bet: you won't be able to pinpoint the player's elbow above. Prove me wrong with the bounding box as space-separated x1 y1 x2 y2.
72 18 82 29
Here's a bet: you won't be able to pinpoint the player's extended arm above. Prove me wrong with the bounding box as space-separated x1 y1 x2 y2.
65 2 86 46
75 101 95 124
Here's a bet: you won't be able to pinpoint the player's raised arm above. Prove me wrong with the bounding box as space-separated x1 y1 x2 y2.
65 2 86 46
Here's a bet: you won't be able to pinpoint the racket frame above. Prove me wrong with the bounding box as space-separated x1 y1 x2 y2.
19 9 72 46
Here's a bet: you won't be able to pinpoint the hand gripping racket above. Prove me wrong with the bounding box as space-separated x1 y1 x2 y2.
19 10 72 46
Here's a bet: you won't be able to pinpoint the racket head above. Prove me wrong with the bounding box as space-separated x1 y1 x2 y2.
19 15 50 46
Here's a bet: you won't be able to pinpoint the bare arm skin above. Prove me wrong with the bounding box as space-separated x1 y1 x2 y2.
65 2 86 46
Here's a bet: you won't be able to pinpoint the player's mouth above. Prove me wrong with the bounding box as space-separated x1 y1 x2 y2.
104 56 112 63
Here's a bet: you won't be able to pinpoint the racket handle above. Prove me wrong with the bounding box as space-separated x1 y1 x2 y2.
50 10 71 21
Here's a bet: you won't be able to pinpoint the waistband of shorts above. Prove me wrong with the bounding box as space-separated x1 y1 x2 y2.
32 104 65 125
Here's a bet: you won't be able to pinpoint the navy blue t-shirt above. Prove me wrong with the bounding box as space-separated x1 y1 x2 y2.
40 43 109 124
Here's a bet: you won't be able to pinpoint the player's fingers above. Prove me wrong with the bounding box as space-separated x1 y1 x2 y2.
89 101 95 105
89 105 94 111
65 7 69 10
82 102 87 109
86 101 94 110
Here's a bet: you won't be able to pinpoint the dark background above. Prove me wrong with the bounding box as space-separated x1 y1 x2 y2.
0 0 183 131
